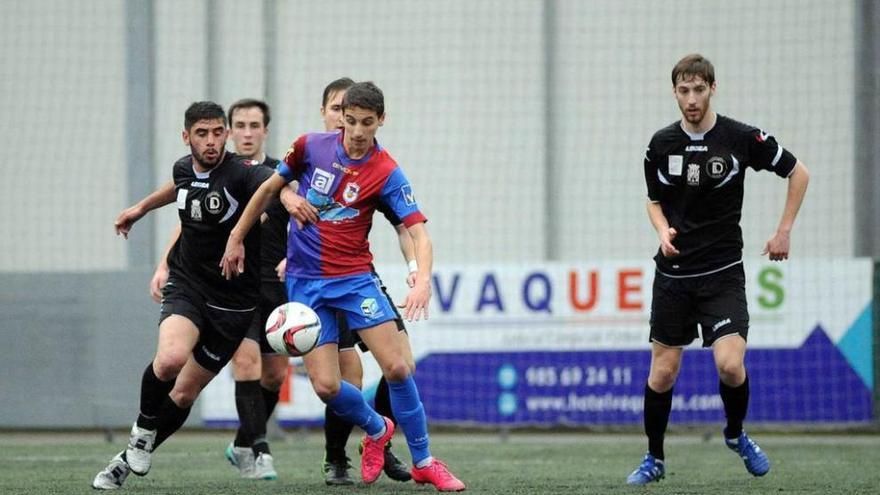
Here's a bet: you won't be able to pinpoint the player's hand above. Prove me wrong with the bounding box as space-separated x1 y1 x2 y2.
659 227 680 258
280 188 319 226
275 258 287 282
399 278 431 321
149 265 169 303
220 237 245 280
114 205 145 239
762 230 790 261
406 272 417 288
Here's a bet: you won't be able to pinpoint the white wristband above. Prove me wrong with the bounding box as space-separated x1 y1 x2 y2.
407 259 419 273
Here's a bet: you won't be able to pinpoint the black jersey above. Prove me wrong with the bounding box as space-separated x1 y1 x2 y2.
167 152 273 308
644 114 797 277
255 156 289 282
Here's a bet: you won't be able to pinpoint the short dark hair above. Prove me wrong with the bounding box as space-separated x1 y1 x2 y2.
228 98 271 127
671 53 715 87
322 77 355 107
184 101 226 130
342 81 384 116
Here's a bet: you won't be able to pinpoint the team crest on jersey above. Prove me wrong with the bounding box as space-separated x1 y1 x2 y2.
283 144 295 163
687 164 700 185
311 168 335 195
190 199 203 221
343 182 360 203
205 191 224 214
360 298 383 319
705 156 728 179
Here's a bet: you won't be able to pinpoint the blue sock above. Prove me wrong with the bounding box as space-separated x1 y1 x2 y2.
326 380 385 437
388 376 431 465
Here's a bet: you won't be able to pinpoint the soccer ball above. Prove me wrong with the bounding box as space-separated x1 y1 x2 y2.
264 302 322 356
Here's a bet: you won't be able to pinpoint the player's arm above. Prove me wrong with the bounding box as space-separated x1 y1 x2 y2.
394 223 418 287
150 224 180 303
220 173 286 279
763 160 810 261
642 140 679 257
402 221 432 321
378 202 418 286
279 180 318 229
114 180 176 238
647 201 679 258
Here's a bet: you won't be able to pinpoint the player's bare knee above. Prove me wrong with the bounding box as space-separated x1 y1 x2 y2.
383 360 411 382
648 365 678 391
261 367 287 391
232 353 260 377
716 360 745 385
169 387 198 408
152 354 187 380
311 376 341 400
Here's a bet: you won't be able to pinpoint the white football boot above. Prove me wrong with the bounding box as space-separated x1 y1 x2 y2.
125 423 156 476
224 441 256 477
248 453 278 480
92 451 130 490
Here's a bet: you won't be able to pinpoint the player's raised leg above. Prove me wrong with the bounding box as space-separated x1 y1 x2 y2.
714 335 769 476
303 334 393 484
358 321 465 492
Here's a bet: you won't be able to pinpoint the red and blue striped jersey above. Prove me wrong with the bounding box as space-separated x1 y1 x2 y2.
277 131 426 278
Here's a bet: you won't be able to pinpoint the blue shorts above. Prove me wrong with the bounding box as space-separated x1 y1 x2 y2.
285 273 398 347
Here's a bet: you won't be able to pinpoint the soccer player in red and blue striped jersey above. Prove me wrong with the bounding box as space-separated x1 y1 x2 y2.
221 81 465 492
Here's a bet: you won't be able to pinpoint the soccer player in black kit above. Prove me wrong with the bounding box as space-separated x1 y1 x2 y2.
626 54 810 485
92 101 274 490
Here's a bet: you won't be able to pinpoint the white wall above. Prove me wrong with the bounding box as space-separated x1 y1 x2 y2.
0 0 126 271
0 0 857 272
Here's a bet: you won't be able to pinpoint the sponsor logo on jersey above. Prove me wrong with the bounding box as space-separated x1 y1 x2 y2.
706 156 728 179
205 191 224 214
343 182 360 203
332 162 360 176
190 181 210 189
360 298 383 318
190 199 203 220
668 155 683 176
311 168 335 195
687 164 700 185
176 188 188 209
401 184 416 206
685 145 708 152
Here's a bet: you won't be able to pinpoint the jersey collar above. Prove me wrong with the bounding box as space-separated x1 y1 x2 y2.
679 113 719 141
335 129 382 166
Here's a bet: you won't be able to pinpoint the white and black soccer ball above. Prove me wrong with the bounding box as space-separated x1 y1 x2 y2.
264 302 322 356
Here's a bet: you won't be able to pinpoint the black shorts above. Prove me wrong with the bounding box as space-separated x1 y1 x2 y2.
159 277 257 373
244 280 288 354
649 263 749 348
338 273 406 352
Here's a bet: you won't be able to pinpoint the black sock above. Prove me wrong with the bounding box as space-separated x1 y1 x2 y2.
374 375 397 425
261 384 280 418
235 380 270 455
644 385 673 460
720 376 749 439
324 406 355 462
137 363 174 431
152 396 192 450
